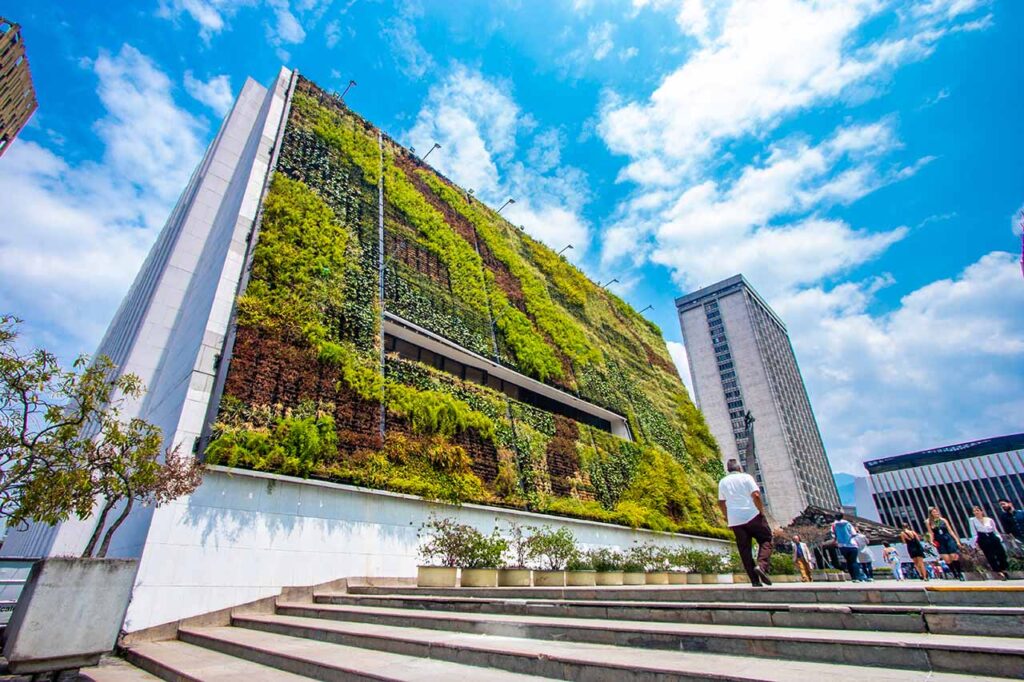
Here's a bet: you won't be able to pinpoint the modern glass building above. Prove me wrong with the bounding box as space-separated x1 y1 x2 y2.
676 275 841 525
865 433 1024 536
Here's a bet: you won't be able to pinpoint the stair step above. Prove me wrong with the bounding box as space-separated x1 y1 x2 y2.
123 639 309 681
239 611 1024 680
314 591 1024 636
346 583 1024 607
79 659 164 682
178 624 553 681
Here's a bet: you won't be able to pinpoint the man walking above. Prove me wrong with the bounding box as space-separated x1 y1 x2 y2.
832 513 863 582
998 499 1024 550
792 535 813 582
718 459 773 586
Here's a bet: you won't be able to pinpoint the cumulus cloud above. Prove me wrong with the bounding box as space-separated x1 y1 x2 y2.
406 65 593 255
157 0 331 47
666 341 694 399
0 45 206 360
183 70 234 116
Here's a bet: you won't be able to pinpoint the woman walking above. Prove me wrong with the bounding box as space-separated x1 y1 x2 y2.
900 525 928 580
882 542 903 580
927 507 965 581
969 505 1009 580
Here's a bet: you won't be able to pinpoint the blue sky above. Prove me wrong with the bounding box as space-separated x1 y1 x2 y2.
1 0 1022 475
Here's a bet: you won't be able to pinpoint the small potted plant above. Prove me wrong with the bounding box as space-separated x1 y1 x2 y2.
526 526 576 586
640 544 671 585
622 547 647 586
566 551 597 586
680 549 703 584
460 528 508 588
689 549 727 584
589 548 624 586
499 521 533 587
730 551 750 584
416 515 465 587
768 553 796 583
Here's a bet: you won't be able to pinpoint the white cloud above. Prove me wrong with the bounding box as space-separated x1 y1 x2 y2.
381 5 435 80
183 70 235 116
588 22 616 61
666 341 694 399
158 0 329 47
0 45 206 361
774 251 1024 473
619 46 639 61
406 65 593 255
157 0 256 42
325 19 341 48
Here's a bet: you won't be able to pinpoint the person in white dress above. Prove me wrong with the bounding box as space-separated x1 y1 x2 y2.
969 505 1008 580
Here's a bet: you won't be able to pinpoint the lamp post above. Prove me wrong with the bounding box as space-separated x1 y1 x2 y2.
497 198 516 213
340 79 357 100
599 278 619 289
557 244 573 256
421 142 441 162
639 304 653 314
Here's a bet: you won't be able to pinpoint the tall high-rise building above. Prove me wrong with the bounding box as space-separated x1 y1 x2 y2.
676 275 840 524
0 16 37 157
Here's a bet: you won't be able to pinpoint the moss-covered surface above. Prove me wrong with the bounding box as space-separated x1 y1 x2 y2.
207 76 728 540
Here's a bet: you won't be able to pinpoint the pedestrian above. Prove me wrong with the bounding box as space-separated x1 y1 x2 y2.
792 534 813 582
969 505 1008 580
718 459 773 586
831 513 863 582
927 507 965 581
882 542 903 580
997 498 1024 548
900 524 928 580
854 531 873 581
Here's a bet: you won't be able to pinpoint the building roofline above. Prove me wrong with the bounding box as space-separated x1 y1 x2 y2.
674 274 786 331
864 432 1024 473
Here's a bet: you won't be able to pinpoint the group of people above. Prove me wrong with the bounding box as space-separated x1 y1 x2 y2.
718 457 1024 585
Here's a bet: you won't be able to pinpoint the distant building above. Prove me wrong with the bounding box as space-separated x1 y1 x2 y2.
0 17 37 158
865 433 1024 536
676 275 841 524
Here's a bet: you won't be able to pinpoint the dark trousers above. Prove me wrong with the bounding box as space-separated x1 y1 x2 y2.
731 513 773 584
978 533 1009 572
839 547 863 580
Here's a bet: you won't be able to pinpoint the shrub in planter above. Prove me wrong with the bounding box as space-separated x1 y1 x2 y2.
621 551 647 585
460 529 508 587
526 526 576 586
769 553 796 580
566 552 597 586
588 548 625 586
416 515 469 587
499 521 534 587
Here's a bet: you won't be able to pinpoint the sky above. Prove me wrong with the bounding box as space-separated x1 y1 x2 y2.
1 0 1022 476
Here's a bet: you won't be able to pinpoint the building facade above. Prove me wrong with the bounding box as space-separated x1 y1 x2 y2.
676 275 841 524
865 433 1024 537
0 17 36 157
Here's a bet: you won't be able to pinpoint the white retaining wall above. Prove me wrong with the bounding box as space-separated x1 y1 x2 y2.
125 466 729 632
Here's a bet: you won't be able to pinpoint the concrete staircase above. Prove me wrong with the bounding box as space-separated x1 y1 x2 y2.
86 582 1024 681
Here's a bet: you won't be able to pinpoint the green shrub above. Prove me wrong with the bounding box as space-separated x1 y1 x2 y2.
416 516 470 568
385 382 495 441
769 552 796 576
462 529 508 569
587 547 624 572
525 525 577 570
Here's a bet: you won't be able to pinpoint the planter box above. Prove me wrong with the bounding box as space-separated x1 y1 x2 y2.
811 571 828 582
498 568 531 587
732 573 750 584
645 572 669 585
771 574 794 583
567 570 597 587
460 568 498 588
685 573 703 585
667 572 688 585
4 558 138 675
595 571 623 586
622 572 646 585
700 573 720 584
718 573 734 584
533 570 566 587
417 566 457 588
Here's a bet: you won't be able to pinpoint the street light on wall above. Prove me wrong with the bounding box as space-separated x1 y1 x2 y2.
340 79 357 100
421 142 441 162
599 278 619 289
497 198 516 213
557 244 573 256
639 304 653 314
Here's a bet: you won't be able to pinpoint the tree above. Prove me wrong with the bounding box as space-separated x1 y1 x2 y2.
0 315 204 556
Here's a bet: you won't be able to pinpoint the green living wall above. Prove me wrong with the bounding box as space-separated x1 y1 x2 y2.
206 76 729 539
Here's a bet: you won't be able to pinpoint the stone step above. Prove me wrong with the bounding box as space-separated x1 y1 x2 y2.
228 612 1017 681
315 591 1024 636
346 583 1024 607
272 602 1024 678
177 624 553 681
79 658 164 682
122 639 310 681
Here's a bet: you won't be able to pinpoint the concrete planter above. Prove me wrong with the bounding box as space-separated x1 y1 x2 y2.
3 558 138 675
772 574 794 583
685 573 703 584
667 572 688 585
1007 571 1024 580
700 573 720 584
498 568 532 587
533 570 566 587
718 573 735 584
595 571 624 586
732 573 750 584
460 568 498 588
811 570 828 582
567 570 597 587
417 566 457 588
622 572 646 585
645 571 669 585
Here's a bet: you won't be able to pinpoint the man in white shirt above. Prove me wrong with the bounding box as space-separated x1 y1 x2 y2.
718 459 773 586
